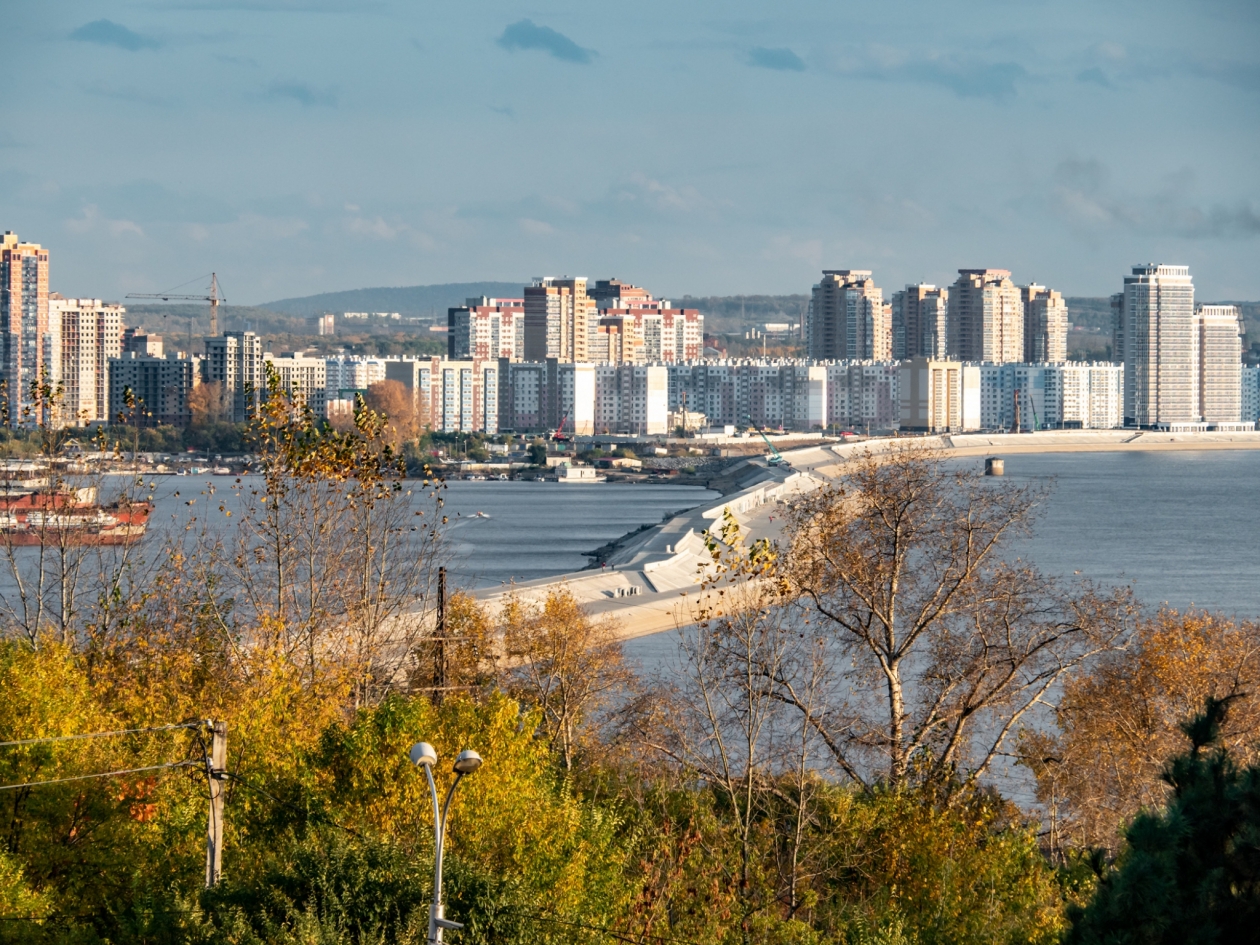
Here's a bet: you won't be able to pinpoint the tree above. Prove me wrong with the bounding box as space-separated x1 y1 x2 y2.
189 380 230 427
1066 696 1260 944
502 587 633 771
1021 608 1260 855
652 511 829 941
364 380 419 450
781 445 1134 789
527 442 547 466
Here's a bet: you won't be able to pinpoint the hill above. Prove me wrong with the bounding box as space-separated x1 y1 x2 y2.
262 282 525 319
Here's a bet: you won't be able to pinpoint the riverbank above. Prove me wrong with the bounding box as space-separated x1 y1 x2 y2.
473 428 1260 640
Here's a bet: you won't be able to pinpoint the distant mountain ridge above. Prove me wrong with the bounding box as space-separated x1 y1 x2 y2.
262 282 525 318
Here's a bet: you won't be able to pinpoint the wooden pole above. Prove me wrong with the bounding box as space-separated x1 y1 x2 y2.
205 720 227 888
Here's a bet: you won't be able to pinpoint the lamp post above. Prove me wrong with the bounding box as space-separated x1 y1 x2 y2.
409 742 483 944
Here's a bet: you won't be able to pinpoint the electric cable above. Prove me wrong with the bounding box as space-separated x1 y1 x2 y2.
0 720 205 749
0 760 197 792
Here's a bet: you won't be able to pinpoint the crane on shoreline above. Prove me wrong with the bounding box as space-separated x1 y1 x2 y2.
126 273 224 336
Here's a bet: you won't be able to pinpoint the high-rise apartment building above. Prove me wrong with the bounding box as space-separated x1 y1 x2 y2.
448 297 524 361
48 297 124 424
1122 264 1196 427
1109 292 1125 365
108 353 196 428
809 270 890 360
892 284 949 360
523 277 593 362
265 352 328 418
203 331 265 422
0 232 50 420
947 269 1024 364
1196 304 1242 424
1021 285 1068 363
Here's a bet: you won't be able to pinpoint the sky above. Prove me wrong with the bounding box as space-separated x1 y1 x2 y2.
2 1 1258 305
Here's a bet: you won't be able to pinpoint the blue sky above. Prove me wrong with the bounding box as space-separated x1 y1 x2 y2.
2 1 1257 304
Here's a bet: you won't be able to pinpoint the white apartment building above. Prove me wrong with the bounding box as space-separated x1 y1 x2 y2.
1123 264 1196 428
1241 366 1260 426
203 331 265 423
594 364 669 434
47 297 124 424
265 353 328 417
325 356 387 396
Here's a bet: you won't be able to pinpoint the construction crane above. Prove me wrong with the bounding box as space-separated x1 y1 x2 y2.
126 273 224 336
744 417 789 466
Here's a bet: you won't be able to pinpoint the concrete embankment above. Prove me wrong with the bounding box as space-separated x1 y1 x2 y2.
477 429 1260 639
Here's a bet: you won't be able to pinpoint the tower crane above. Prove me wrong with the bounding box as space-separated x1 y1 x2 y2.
126 273 224 336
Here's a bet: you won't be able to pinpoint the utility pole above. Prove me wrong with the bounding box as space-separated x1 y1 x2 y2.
205 720 227 888
433 567 447 704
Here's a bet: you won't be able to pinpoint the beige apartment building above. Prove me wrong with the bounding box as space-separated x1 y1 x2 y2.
1021 284 1068 363
1196 304 1243 424
47 296 125 424
0 232 50 420
898 357 980 433
523 276 593 362
809 270 891 360
948 269 1024 364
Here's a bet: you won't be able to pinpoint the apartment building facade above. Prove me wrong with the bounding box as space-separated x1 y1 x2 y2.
948 269 1024 364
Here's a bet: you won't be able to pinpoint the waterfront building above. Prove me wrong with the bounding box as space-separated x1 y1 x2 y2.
107 353 195 427
447 297 524 361
948 269 1024 364
48 296 124 425
265 353 328 417
523 277 593 362
898 358 980 433
1059 363 1125 430
0 232 50 420
809 271 891 361
203 331 265 422
1110 292 1125 365
1242 366 1260 426
594 364 668 434
1021 285 1068 363
1122 264 1196 428
1196 305 1243 425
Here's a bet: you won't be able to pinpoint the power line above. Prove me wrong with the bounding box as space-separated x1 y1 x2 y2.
0 720 205 749
0 760 197 792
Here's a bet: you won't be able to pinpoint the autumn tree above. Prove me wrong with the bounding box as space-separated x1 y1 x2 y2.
364 379 420 450
503 586 634 771
651 511 830 940
1021 608 1260 855
188 380 229 427
217 366 446 704
781 445 1134 789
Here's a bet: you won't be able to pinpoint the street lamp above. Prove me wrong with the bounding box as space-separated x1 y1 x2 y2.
409 742 483 944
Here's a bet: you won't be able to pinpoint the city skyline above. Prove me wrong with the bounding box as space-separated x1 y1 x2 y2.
1 1 1256 304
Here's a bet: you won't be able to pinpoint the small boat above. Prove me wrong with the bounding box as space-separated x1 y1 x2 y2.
211 467 232 475
474 511 491 519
